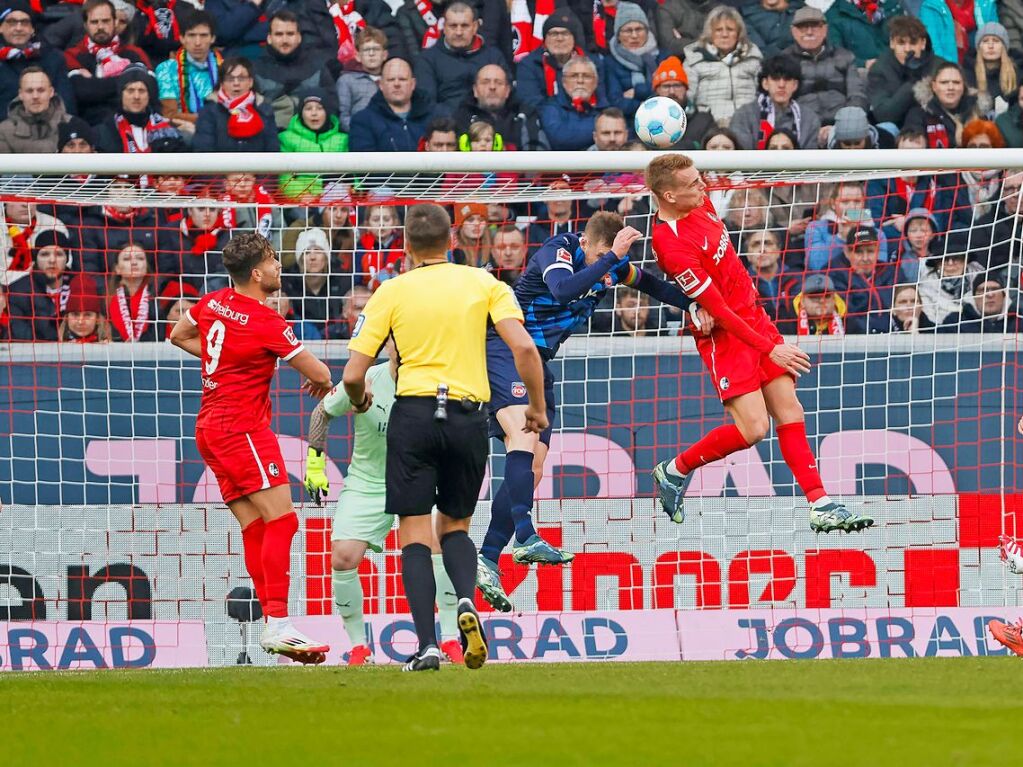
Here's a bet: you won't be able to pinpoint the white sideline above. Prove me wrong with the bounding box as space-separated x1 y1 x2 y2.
0 148 1022 175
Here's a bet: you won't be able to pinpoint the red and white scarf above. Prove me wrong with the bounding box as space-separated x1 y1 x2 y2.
181 216 222 255
139 0 180 43
220 184 275 231
327 0 365 64
415 0 442 49
109 283 151 341
7 220 34 272
0 41 39 60
114 112 173 153
216 88 264 139
86 35 132 78
359 231 404 290
895 176 936 213
592 0 615 51
797 306 844 335
510 0 555 62
755 93 802 150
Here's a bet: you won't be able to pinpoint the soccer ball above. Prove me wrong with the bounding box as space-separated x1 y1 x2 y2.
634 96 687 149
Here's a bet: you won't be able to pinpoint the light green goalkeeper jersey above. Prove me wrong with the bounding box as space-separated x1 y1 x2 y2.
322 362 394 494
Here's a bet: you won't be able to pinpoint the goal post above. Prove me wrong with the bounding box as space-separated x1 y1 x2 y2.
0 149 1022 668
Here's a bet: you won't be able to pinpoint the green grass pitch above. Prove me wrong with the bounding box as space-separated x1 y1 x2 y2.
5 658 1022 766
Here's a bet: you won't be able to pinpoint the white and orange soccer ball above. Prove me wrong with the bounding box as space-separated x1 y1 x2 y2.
634 96 688 149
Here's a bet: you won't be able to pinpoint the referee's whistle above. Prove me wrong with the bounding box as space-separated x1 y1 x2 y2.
434 383 449 421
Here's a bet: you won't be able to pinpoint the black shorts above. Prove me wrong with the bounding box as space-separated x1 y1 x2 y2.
385 396 488 519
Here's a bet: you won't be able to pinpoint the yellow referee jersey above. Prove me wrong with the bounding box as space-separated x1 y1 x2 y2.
347 262 523 401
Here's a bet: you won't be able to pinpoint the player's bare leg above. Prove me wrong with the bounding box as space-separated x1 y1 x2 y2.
234 485 329 663
331 538 373 665
761 376 874 534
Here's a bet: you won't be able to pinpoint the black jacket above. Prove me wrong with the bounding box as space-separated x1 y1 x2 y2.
348 88 433 151
451 96 549 151
8 271 66 341
413 35 509 113
940 305 1023 333
193 97 280 152
252 44 337 128
0 42 75 121
867 47 937 126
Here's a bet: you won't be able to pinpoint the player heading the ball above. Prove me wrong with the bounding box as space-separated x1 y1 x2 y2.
170 232 334 664
646 153 875 535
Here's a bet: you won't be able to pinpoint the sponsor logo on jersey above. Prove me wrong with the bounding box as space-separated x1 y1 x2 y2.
711 230 729 265
511 382 527 398
675 268 702 293
556 248 572 264
268 462 280 477
720 377 730 391
208 299 249 326
201 377 218 390
283 327 298 346
352 314 366 337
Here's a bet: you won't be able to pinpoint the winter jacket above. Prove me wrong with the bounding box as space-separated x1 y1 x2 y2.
826 256 899 334
916 0 997 65
654 0 722 58
7 271 73 341
603 42 660 117
515 47 611 110
278 114 349 200
451 96 550 151
280 273 347 337
864 174 964 234
996 101 1023 145
252 45 337 130
539 88 611 151
784 41 867 124
79 209 160 275
741 2 802 59
192 96 280 152
348 89 432 152
0 96 67 153
206 0 268 53
64 39 151 125
353 0 425 62
729 97 821 149
133 0 198 63
667 102 716 148
915 259 983 322
942 304 1023 332
867 47 937 126
825 0 904 67
336 67 378 132
903 79 988 147
1000 0 1023 54
155 209 230 293
0 42 75 121
413 35 509 114
682 40 763 125
805 217 891 271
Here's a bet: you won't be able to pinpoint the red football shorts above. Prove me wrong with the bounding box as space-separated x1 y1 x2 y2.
694 310 789 402
196 426 289 503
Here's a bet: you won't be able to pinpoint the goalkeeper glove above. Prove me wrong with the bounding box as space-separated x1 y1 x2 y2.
305 447 329 506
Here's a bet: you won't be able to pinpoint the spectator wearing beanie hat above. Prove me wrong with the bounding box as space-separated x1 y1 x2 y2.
281 226 345 340
730 54 821 149
0 0 76 122
515 9 600 109
451 202 490 267
7 228 88 341
95 63 184 153
826 105 880 148
917 0 997 66
0 66 68 153
604 1 661 118
278 87 349 202
59 272 111 343
650 55 714 147
970 22 1017 116
949 273 1023 332
58 116 96 152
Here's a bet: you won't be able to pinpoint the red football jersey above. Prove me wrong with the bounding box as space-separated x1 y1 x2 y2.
186 287 304 433
652 198 759 319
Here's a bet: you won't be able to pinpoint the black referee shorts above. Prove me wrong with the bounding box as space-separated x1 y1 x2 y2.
385 396 488 519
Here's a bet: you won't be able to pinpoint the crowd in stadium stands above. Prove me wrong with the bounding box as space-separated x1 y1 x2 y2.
0 0 1022 341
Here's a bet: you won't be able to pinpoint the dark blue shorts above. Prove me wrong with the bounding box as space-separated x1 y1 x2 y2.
486 336 556 446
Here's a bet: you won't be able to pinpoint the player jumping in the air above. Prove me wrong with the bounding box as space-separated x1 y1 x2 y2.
170 233 334 664
303 342 466 666
645 154 874 534
478 211 707 611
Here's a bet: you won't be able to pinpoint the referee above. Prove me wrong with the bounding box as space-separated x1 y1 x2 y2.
342 203 547 672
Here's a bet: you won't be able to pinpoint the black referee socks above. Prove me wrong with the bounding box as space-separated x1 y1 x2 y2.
401 543 438 652
441 530 478 602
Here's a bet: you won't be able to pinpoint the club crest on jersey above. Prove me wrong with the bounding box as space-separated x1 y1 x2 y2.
556 248 572 264
352 313 366 337
720 377 730 391
511 381 527 398
268 462 280 477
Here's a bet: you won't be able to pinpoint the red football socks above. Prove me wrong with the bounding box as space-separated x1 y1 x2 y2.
674 424 750 475
776 421 827 503
240 518 267 612
261 512 299 619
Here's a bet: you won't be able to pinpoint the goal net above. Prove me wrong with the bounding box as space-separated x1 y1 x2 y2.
0 148 1021 669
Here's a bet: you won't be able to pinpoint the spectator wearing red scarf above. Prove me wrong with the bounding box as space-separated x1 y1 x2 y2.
355 204 404 290
79 178 159 275
7 229 89 341
95 63 185 153
539 53 610 150
156 200 231 293
106 241 157 342
65 0 151 125
516 9 594 108
193 56 279 152
0 0 75 121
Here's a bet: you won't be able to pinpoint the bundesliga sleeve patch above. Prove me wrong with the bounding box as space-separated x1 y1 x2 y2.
675 269 702 293
352 314 366 337
283 326 298 346
556 248 572 264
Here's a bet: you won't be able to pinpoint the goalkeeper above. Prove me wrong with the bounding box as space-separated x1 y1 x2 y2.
304 342 464 666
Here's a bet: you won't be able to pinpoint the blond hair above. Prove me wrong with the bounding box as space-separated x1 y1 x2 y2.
698 6 748 49
645 153 695 198
975 46 1017 103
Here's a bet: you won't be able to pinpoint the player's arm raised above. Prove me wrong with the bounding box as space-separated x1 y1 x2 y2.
543 227 641 303
288 349 333 399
